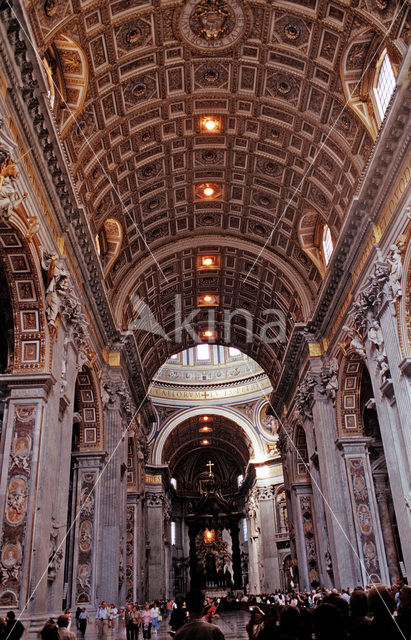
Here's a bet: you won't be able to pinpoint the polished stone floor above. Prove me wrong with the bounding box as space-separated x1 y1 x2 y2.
76 610 250 640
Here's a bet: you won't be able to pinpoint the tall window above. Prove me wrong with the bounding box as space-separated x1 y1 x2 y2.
375 53 396 120
171 521 176 546
242 517 248 542
229 347 241 357
322 225 333 265
196 343 210 360
237 474 244 487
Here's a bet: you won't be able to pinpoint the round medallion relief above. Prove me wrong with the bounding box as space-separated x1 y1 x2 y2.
178 0 247 52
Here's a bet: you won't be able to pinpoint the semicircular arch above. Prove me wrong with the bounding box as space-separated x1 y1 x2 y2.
151 406 265 465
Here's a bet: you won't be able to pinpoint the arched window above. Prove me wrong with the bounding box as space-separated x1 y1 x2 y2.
196 343 210 361
322 225 333 265
374 52 396 121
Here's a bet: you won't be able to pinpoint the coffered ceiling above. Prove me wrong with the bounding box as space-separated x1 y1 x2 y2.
25 0 410 385
161 414 251 492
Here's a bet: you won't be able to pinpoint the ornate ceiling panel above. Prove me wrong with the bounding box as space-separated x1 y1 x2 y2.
25 0 410 385
161 414 251 490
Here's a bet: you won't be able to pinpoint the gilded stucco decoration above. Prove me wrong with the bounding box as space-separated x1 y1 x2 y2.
74 368 104 451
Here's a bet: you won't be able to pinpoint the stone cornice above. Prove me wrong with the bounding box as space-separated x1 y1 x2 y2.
0 2 118 345
272 50 411 410
0 2 150 401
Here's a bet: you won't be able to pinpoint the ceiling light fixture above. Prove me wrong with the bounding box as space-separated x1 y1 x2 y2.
201 439 210 445
198 293 219 307
203 185 214 197
195 182 222 201
198 116 223 134
196 255 221 271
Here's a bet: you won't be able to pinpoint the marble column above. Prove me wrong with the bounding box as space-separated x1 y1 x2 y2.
229 519 242 589
188 523 199 590
96 380 124 604
290 484 318 592
255 485 281 592
0 374 54 630
70 453 105 610
311 366 360 588
146 488 166 600
373 473 401 583
338 438 389 585
371 299 411 579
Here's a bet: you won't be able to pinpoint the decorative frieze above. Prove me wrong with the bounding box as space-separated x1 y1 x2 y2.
0 405 37 607
347 458 382 584
299 495 319 588
75 472 96 604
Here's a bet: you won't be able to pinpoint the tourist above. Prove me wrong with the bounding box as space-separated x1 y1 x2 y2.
78 609 89 639
128 604 141 640
174 590 225 639
149 602 160 636
397 584 411 639
169 598 187 637
95 602 109 640
57 616 76 640
75 608 81 633
3 612 25 640
124 605 133 640
278 606 301 639
368 585 404 639
246 606 265 640
312 603 345 640
40 622 59 640
348 588 372 640
256 605 278 639
64 610 73 632
141 604 152 639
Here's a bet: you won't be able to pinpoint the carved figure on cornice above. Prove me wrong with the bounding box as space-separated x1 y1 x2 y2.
325 550 333 573
118 381 134 418
48 517 65 580
277 425 289 458
349 301 367 334
387 242 403 301
41 249 70 328
368 320 390 384
246 495 259 538
342 326 366 359
295 375 315 421
359 274 383 313
319 357 339 404
0 156 22 220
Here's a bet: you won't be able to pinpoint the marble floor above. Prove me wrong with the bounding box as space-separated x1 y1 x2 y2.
78 610 250 640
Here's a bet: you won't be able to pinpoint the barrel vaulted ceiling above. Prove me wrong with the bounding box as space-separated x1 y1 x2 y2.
26 0 410 384
161 414 251 492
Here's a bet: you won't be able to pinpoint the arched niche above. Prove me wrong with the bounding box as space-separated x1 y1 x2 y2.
341 29 402 139
337 351 367 437
293 424 310 482
96 218 123 277
43 35 88 137
0 220 49 373
298 211 327 278
74 366 104 450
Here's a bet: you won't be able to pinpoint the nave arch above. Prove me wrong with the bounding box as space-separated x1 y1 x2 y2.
152 405 265 466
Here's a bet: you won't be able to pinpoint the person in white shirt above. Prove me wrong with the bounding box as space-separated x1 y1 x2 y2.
150 603 160 635
95 601 108 640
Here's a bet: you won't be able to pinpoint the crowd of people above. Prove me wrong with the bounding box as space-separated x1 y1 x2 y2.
243 583 411 640
1 582 410 640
